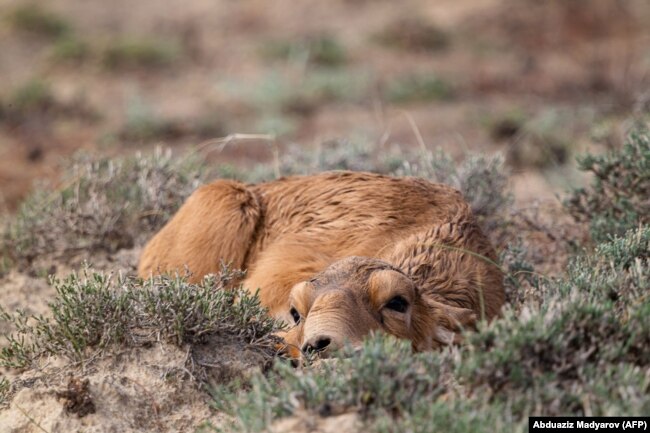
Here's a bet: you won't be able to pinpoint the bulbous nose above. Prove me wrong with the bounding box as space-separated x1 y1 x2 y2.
302 336 332 353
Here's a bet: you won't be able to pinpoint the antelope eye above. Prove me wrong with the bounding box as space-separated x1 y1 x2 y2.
290 307 301 324
384 296 409 313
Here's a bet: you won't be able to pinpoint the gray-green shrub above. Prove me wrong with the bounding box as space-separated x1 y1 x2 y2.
0 266 278 368
2 149 205 268
565 124 649 243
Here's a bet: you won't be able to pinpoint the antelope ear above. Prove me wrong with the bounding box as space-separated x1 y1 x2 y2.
433 327 457 346
412 297 477 350
430 301 477 346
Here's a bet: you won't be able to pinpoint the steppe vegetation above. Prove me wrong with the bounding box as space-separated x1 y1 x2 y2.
0 125 648 431
1 0 648 431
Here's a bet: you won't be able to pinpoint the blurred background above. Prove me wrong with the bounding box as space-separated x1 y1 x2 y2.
0 0 648 210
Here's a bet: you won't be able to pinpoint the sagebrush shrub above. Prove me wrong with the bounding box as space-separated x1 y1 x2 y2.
0 266 278 368
565 124 649 243
2 149 205 268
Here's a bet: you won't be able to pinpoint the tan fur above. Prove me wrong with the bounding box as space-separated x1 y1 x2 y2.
138 171 505 356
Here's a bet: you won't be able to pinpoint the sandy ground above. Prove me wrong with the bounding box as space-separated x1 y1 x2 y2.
0 260 267 432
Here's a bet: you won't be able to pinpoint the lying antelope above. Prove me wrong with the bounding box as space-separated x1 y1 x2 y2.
138 171 504 357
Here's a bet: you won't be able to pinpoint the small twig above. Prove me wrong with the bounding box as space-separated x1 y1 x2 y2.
15 403 51 433
511 208 558 241
510 270 553 284
400 110 427 153
193 133 277 155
